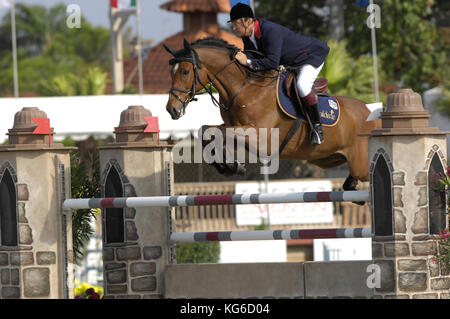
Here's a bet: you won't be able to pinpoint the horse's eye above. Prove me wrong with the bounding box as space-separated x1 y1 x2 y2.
182 69 190 75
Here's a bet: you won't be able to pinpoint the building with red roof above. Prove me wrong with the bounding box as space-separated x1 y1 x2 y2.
122 0 242 94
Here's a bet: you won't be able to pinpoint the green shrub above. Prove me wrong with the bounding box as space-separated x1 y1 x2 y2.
176 242 220 264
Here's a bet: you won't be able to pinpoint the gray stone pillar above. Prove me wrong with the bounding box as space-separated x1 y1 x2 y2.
99 105 174 299
0 107 74 299
368 89 449 298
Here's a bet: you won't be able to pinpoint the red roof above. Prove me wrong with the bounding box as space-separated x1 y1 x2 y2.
160 0 230 13
117 0 241 94
123 30 243 94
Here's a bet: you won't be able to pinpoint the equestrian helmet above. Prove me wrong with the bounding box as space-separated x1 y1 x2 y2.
228 3 254 22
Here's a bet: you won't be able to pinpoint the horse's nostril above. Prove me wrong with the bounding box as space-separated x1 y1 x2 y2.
168 106 178 119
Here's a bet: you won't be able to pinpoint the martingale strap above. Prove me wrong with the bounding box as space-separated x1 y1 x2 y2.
278 117 302 156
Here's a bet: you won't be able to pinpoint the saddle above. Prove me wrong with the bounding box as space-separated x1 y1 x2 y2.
283 72 329 101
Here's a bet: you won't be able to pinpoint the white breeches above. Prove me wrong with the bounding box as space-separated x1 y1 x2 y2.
296 63 324 97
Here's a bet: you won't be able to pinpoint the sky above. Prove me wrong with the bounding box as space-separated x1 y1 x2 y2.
0 0 231 45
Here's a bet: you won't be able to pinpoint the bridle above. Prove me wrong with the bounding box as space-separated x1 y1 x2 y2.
167 48 201 113
165 42 279 122
168 45 238 114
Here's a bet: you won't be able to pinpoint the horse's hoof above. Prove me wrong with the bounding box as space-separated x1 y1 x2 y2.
224 162 246 176
235 162 246 175
352 201 365 206
212 163 227 175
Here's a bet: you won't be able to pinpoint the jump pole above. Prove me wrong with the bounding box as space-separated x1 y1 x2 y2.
63 190 370 209
170 227 372 243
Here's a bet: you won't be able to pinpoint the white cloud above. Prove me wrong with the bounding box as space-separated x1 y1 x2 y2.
0 0 11 9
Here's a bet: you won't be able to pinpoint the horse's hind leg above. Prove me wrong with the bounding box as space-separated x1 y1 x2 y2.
343 174 365 206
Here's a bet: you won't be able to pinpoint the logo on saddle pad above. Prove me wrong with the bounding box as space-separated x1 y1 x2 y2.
276 72 340 126
328 99 338 110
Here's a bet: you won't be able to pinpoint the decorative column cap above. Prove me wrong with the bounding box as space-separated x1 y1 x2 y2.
107 106 171 148
118 105 152 128
7 107 54 146
385 88 424 113
1 107 69 151
370 88 446 136
12 107 48 129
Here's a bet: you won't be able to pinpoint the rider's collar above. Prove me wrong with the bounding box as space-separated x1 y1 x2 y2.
254 19 261 39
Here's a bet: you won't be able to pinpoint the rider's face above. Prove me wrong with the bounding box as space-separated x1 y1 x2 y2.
231 19 253 37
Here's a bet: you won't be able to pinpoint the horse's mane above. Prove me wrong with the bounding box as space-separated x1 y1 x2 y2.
191 37 239 54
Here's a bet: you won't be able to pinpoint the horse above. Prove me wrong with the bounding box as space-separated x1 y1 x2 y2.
163 37 381 196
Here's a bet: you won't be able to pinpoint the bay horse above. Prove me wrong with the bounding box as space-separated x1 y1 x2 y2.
163 38 381 195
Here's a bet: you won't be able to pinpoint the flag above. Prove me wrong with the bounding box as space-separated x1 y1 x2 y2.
356 0 370 7
32 118 52 145
230 0 250 7
0 0 11 10
110 0 136 10
144 116 160 142
144 117 159 133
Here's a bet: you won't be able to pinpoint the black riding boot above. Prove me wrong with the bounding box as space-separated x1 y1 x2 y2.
305 103 324 146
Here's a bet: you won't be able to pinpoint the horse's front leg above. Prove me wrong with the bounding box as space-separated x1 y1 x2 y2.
200 124 262 176
199 124 236 175
343 174 365 206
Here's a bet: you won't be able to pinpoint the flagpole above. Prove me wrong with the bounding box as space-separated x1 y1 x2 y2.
250 0 255 13
11 0 19 98
369 0 379 102
136 0 144 100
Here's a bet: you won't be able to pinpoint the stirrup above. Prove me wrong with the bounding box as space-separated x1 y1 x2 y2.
310 124 323 146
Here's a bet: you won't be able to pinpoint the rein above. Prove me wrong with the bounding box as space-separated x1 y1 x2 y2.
169 47 279 115
168 44 299 156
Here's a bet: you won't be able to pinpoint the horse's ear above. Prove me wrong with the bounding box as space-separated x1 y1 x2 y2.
183 38 191 50
163 44 176 56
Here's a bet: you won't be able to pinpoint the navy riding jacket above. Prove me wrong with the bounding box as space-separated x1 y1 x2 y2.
243 19 330 71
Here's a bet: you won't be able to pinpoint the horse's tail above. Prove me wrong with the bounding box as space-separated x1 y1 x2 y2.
333 96 382 130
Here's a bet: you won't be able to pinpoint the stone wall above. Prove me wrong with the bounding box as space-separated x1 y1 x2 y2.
0 155 70 299
368 88 449 299
101 159 164 298
165 261 375 299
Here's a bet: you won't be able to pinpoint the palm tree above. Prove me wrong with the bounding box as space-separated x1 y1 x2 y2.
39 66 108 96
319 39 385 103
80 67 108 95
0 4 67 56
66 139 101 265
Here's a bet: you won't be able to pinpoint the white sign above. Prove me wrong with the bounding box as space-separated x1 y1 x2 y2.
235 180 333 226
314 238 372 261
220 240 286 263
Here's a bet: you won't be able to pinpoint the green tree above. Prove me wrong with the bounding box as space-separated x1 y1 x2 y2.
344 0 447 93
254 0 448 94
0 49 78 95
45 23 111 68
66 139 100 264
0 3 68 55
319 39 385 103
0 4 110 96
255 0 328 39
39 66 108 96
436 65 450 116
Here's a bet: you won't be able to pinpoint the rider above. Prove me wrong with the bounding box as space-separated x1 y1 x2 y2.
228 3 330 146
